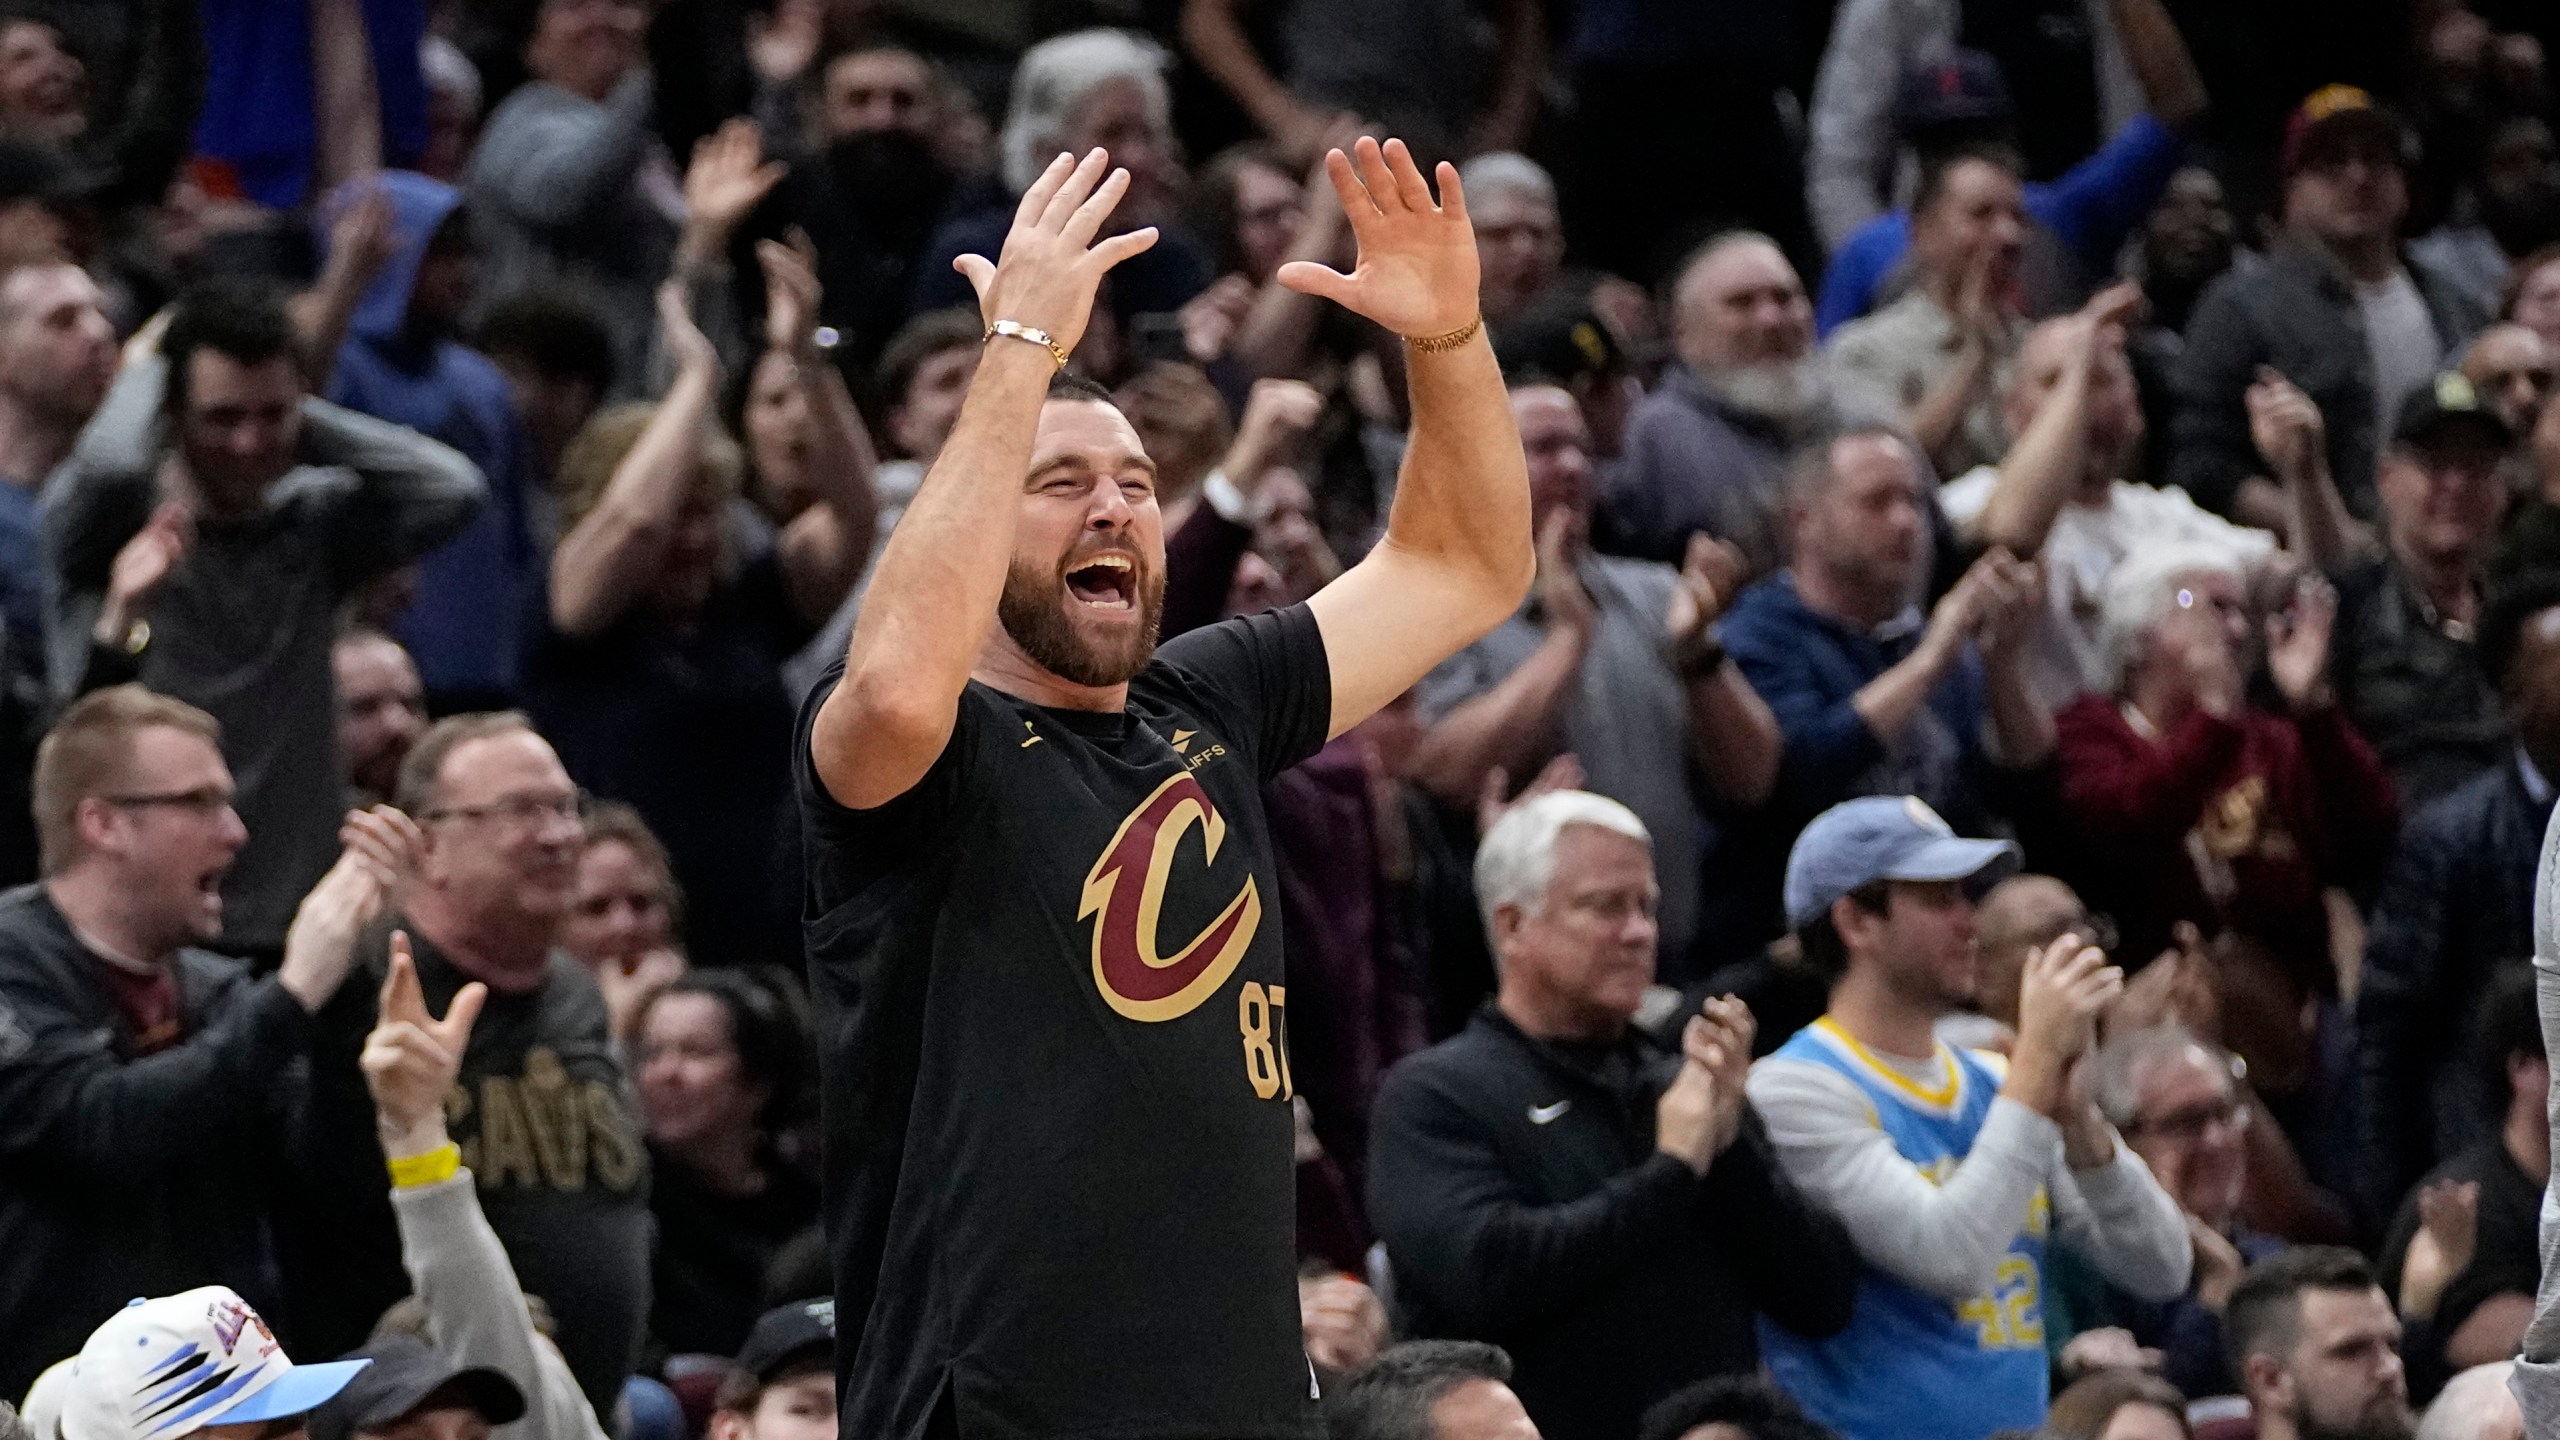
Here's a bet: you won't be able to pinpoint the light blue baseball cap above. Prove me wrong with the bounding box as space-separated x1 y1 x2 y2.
1783 795 2021 931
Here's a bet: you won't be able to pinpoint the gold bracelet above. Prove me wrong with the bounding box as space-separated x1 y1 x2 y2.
985 319 1070 371
386 1141 461 1189
1403 315 1483 354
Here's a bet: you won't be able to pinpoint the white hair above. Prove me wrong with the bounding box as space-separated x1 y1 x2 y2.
1456 151 1555 209
1473 789 1651 953
2091 1024 2225 1130
2094 540 2250 694
998 29 1171 194
2417 1362 2519 1440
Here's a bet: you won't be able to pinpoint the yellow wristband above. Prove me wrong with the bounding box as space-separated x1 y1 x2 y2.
387 1141 461 1189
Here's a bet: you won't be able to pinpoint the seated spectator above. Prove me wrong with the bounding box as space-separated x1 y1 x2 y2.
2075 1025 2277 1398
2414 1362 2524 1440
2041 1370 2194 1440
1749 796 2191 1440
2053 545 2396 984
528 283 867 965
2487 368 2560 587
1713 426 2049 964
1941 288 2273 715
304 1337 526 1440
2171 87 2492 526
1823 146 2031 478
2357 574 2560 1213
1461 155 1639 336
708 1301 837 1440
2457 324 2554 436
1409 381 1780 977
634 971 819 1362
911 31 1209 346
477 292 617 523
335 627 428 808
2322 376 2514 809
1490 297 1640 464
1599 233 1835 577
1814 0 2210 334
322 171 544 711
1937 872 2106 1051
783 44 981 370
1324 1342 1540 1440
1635 1376 1842 1440
466 0 676 382
0 686 413 1398
44 280 484 958
564 799 686 1045
2379 968 2545 1402
1179 141 1348 380
2225 1249 2417 1440
2509 247 2560 358
53 1287 370 1440
0 262 117 688
2133 168 2240 341
293 713 651 1409
355 934 611 1440
2412 117 2560 321
1367 791 1857 1440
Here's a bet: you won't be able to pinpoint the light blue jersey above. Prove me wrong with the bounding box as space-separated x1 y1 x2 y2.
1759 1019 2051 1440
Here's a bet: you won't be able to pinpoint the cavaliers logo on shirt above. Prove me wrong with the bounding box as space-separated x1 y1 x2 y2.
1078 769 1262 1022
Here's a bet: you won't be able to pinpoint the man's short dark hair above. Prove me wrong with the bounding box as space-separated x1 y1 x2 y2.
2222 1246 2381 1383
1784 422 1913 509
1636 1375 1840 1440
160 279 303 418
1911 142 2025 221
2478 571 2560 694
1324 1341 1513 1440
393 710 536 817
2474 962 2545 1102
874 306 982 410
1047 370 1116 406
474 292 616 397
1795 879 1891 984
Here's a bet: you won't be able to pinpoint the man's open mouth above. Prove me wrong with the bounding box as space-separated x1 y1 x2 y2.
1065 553 1138 611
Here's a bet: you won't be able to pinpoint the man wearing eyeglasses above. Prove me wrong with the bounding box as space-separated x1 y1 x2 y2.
283 711 649 1416
0 685 416 1400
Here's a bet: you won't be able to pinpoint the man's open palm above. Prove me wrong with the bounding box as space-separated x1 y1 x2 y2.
1279 137 1480 338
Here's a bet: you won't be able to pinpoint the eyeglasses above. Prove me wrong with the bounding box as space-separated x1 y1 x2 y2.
2128 1096 2251 1143
2173 588 2247 618
101 786 236 815
421 788 591 829
2052 913 2120 955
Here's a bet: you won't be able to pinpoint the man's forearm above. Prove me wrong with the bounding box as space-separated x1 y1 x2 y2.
1851 641 1957 750
2109 0 2208 129
1385 334 1534 604
1973 360 2088 556
1982 658 2055 766
1405 627 1584 803
1683 665 1781 809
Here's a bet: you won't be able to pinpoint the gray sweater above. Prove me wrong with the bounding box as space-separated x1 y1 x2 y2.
393 1171 613 1440
42 357 485 950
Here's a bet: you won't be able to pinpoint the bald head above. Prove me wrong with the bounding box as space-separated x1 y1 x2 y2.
2458 322 2554 434
2001 316 2143 492
1973 874 2090 1029
1672 233 1812 377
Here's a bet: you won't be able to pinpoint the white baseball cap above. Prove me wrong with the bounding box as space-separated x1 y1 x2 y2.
59 1289 369 1440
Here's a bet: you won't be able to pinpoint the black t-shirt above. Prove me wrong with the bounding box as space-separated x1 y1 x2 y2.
797 606 1333 1440
648 1140 821 1358
526 551 815 967
2379 1137 2543 1380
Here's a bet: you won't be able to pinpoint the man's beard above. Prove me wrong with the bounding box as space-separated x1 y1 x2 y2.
2294 1395 2416 1440
1703 355 1826 435
996 552 1166 688
828 131 954 248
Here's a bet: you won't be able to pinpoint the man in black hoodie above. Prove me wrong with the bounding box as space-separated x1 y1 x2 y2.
1366 789 1860 1440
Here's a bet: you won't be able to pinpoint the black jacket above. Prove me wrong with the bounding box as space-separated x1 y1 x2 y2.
2355 755 2549 1225
2169 241 2490 518
1366 1005 1859 1440
0 885 312 1398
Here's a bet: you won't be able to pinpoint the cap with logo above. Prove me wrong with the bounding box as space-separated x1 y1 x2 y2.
1782 795 2021 932
2281 84 2410 178
302 1337 523 1440
732 1300 836 1384
2393 371 2513 453
1895 49 2015 135
60 1289 370 1440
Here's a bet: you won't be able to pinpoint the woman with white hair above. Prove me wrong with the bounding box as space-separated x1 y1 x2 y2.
2049 544 2396 986
911 28 1214 344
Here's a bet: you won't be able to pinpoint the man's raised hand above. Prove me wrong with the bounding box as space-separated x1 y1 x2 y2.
953 149 1160 359
278 805 423 1013
362 931 487 1157
1278 137 1480 340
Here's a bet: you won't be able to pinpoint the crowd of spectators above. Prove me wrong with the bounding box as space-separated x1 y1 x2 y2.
3 0 2560 1438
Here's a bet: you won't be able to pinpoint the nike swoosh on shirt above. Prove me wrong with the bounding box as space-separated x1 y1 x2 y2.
1528 1100 1571 1125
